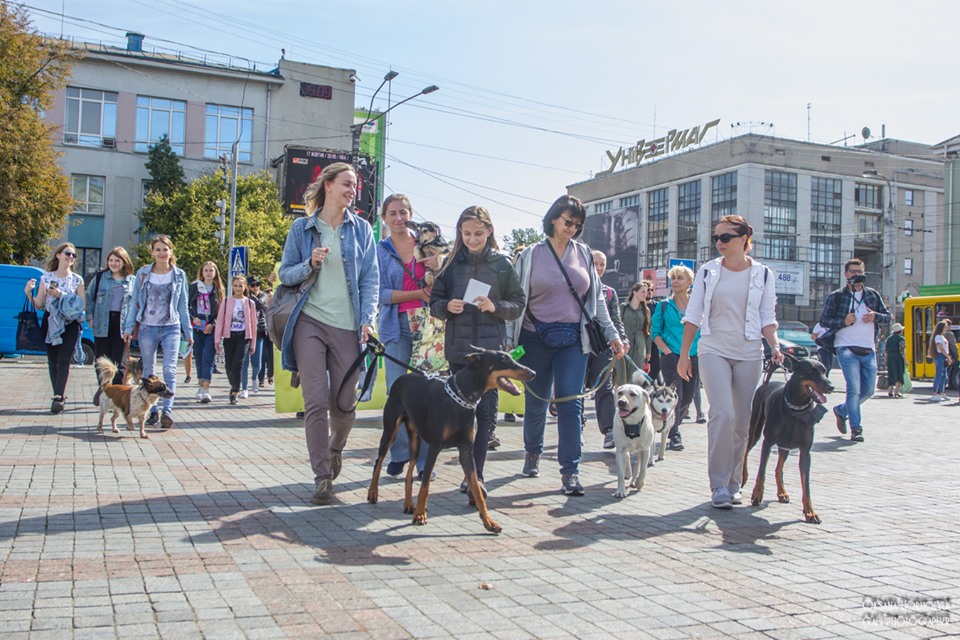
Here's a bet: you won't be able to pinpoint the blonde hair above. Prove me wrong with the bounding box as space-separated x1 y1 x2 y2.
196 261 225 302
667 264 695 282
106 246 134 277
46 242 76 272
150 235 177 266
304 162 356 216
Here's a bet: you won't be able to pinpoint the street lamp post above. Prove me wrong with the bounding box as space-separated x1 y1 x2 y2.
350 73 439 168
862 169 895 310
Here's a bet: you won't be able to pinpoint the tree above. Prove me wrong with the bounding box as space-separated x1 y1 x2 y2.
502 227 544 256
0 3 79 264
136 171 290 281
144 135 185 197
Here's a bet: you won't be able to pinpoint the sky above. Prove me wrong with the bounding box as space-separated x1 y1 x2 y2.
21 0 960 242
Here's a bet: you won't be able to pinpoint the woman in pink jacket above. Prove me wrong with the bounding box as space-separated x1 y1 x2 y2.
216 276 257 404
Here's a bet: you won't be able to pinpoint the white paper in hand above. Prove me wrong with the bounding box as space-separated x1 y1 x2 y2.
463 279 491 306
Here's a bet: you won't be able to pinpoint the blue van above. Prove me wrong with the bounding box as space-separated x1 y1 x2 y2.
0 264 95 364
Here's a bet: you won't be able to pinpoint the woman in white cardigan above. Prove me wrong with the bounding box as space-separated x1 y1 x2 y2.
678 215 783 510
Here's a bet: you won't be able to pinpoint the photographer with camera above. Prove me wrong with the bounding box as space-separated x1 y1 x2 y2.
816 258 890 443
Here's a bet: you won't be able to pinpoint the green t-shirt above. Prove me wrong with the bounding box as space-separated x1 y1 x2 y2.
301 218 356 331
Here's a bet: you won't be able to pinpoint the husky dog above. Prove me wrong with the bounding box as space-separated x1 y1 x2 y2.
612 382 655 499
648 381 678 463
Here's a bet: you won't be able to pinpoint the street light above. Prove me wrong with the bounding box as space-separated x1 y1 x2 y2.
862 169 895 309
350 74 439 166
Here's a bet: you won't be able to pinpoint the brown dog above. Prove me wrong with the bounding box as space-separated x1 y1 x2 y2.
95 356 173 438
406 221 449 287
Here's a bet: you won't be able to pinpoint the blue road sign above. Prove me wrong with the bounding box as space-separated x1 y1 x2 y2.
668 258 695 273
230 246 249 278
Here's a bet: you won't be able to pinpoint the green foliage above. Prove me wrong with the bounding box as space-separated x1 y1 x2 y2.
0 2 78 263
502 227 544 255
144 134 185 197
135 171 290 282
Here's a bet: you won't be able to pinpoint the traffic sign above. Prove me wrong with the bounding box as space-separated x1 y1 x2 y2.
230 246 249 278
668 258 695 272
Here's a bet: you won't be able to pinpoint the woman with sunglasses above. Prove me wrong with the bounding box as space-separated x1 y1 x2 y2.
678 215 782 510
23 243 86 414
510 195 624 497
123 235 192 429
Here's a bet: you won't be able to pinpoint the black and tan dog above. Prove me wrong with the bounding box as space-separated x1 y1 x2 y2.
367 348 534 533
95 356 174 439
743 354 834 524
406 221 449 287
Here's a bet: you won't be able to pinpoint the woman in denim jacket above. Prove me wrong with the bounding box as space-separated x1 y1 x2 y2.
278 162 378 506
678 215 782 510
122 235 192 429
86 246 136 407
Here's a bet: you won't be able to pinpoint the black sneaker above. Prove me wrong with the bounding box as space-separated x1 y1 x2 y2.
504 412 516 422
850 427 864 442
521 452 540 478
667 433 684 451
160 413 174 429
146 412 159 425
602 430 615 449
386 460 406 477
833 407 847 434
488 430 501 450
51 397 65 414
561 473 584 496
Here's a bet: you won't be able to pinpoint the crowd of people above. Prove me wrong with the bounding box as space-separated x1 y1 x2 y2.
23 163 955 511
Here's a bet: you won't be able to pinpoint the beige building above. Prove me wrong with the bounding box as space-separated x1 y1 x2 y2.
45 33 356 281
568 133 946 324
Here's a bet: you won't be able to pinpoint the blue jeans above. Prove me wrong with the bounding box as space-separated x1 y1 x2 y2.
242 335 265 390
520 328 590 476
138 324 180 415
385 313 427 471
933 353 948 394
834 346 877 429
193 329 216 381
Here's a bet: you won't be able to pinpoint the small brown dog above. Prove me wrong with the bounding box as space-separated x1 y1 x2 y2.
95 356 173 438
406 221 449 287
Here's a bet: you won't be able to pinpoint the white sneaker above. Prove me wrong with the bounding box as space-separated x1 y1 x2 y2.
240 390 249 399
252 382 260 394
712 487 733 509
195 387 204 400
931 394 943 402
731 491 743 505
201 390 212 404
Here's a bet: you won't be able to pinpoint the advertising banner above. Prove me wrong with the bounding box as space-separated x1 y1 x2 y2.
763 259 806 296
281 147 378 223
582 205 640 295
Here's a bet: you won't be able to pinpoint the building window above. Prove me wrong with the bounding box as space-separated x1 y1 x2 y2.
903 189 914 206
904 258 913 275
646 187 669 268
857 213 882 238
677 180 701 261
619 194 640 208
855 183 883 210
811 177 842 233
78 248 102 285
904 219 914 236
205 104 253 162
810 236 841 281
763 170 797 260
136 96 186 154
594 201 612 214
711 171 737 224
64 87 117 147
71 175 105 215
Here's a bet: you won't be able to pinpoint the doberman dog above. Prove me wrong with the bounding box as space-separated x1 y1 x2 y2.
743 354 834 524
367 348 535 533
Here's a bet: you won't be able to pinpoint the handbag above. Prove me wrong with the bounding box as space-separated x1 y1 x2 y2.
16 296 45 352
266 228 322 346
544 241 609 355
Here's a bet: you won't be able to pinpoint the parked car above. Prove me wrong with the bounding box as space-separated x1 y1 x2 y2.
762 336 810 370
0 264 95 365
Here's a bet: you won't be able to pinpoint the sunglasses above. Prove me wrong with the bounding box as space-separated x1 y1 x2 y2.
62 251 77 258
711 232 743 244
559 216 583 231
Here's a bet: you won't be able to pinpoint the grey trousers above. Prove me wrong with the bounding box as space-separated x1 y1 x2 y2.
292 313 361 483
698 353 762 494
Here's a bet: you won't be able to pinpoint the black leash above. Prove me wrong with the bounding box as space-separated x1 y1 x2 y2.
335 335 430 413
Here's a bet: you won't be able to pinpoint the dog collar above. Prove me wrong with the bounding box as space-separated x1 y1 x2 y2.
444 378 478 410
624 413 647 439
785 397 814 412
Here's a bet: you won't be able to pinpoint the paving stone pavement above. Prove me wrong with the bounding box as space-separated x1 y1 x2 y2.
0 356 958 639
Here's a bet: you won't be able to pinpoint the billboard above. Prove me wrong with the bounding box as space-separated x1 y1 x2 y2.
281 146 378 223
582 205 640 295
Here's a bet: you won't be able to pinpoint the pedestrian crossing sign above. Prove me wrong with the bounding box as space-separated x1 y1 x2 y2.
230 246 249 278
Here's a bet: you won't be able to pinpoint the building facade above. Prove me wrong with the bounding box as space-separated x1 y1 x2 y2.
44 34 356 281
568 133 946 324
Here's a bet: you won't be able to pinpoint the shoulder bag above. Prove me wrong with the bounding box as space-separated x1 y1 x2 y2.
545 241 608 355
267 228 322 346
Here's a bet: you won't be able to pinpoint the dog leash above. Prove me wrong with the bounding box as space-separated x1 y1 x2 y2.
334 335 434 413
522 359 616 404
